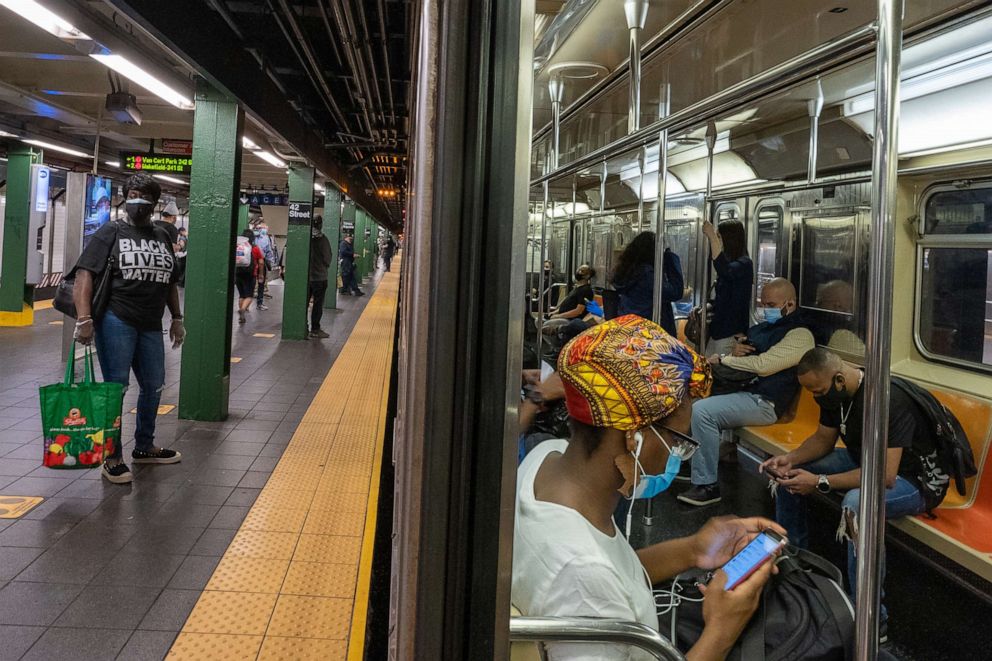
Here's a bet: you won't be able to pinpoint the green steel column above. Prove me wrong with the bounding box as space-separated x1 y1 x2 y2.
237 203 249 233
322 187 341 309
178 79 244 421
0 145 42 326
282 165 314 340
365 213 376 278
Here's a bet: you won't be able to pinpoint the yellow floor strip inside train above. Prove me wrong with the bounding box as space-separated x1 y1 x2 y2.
168 265 400 661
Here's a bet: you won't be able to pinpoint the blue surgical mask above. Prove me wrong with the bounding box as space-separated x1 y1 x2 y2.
633 453 682 499
762 306 784 324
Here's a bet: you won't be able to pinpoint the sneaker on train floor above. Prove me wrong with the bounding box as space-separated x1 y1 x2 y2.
102 460 133 484
309 329 330 339
354 290 366 296
257 304 269 311
132 447 182 464
677 483 721 506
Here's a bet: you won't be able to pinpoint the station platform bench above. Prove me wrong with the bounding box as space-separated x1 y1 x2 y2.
737 382 992 583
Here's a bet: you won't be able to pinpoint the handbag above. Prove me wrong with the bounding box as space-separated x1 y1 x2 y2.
39 343 124 469
53 223 119 320
668 547 854 661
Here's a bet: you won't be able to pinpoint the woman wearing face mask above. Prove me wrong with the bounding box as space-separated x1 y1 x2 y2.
72 174 185 484
512 315 784 660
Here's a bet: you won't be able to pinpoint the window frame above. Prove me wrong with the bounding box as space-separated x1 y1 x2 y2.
913 180 992 375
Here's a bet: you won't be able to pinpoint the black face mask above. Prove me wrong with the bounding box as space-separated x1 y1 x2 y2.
813 374 850 410
574 270 587 281
125 202 154 224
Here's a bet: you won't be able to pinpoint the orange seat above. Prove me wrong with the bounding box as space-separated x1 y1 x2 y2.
739 382 992 580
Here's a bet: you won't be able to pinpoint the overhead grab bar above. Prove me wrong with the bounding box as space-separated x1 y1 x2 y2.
510 617 687 661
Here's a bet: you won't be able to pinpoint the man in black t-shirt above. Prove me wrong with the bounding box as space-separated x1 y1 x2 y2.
73 174 185 485
760 347 934 634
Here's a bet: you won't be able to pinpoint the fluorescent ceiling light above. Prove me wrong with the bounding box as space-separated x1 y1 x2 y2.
242 136 258 150
253 150 286 168
901 138 992 159
153 174 187 186
105 161 120 167
0 0 90 39
314 183 324 192
0 129 18 138
846 51 992 115
545 202 590 218
23 138 89 158
90 54 194 110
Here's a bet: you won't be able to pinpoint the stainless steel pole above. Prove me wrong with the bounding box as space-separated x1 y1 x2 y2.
625 0 648 135
807 78 824 185
537 181 550 359
549 75 564 171
698 121 717 352
856 3 902 659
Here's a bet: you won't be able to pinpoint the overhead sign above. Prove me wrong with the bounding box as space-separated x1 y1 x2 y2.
288 202 312 226
32 165 50 213
160 139 193 156
121 152 192 175
243 192 288 206
342 222 355 230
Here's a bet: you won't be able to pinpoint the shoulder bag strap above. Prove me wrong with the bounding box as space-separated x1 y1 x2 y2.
739 590 767 661
807 572 856 660
788 547 844 583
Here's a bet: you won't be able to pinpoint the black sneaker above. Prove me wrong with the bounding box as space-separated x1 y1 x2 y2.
102 460 133 484
674 464 692 483
677 483 722 506
879 622 889 646
132 447 182 464
309 329 330 339
354 290 366 297
340 290 352 296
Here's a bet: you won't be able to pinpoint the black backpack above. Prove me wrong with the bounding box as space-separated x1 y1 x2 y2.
892 377 977 511
670 547 854 661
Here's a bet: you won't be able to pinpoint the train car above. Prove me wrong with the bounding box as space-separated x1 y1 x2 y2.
395 0 992 659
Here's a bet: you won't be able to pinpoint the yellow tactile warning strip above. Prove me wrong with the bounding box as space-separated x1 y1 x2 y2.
0 496 45 518
168 264 400 661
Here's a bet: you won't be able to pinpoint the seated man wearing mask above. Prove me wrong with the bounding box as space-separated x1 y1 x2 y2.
513 315 784 660
680 278 815 506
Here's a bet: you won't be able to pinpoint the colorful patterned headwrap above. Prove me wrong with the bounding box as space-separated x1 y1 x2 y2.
557 315 712 431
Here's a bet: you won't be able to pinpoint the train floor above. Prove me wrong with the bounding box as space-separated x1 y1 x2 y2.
0 268 393 660
628 455 992 660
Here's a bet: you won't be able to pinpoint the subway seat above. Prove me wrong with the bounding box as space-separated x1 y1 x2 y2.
737 384 992 582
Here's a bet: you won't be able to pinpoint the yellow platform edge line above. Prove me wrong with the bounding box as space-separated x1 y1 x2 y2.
346 282 398 661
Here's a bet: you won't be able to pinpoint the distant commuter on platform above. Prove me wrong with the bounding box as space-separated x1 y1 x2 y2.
339 234 364 296
308 216 334 339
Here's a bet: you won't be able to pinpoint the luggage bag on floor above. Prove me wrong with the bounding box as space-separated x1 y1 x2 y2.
39 344 123 469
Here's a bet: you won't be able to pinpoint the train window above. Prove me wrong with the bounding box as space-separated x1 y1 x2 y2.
917 185 992 369
753 202 786 307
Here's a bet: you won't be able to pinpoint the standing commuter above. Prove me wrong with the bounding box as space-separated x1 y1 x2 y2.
701 220 753 355
338 234 364 296
382 235 396 272
235 229 265 324
71 173 184 484
308 216 333 339
175 226 188 287
613 231 684 336
254 223 276 311
154 201 181 252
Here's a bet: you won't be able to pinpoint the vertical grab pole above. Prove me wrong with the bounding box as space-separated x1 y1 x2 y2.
537 181 550 360
856 2 903 660
807 78 824 185
645 126 669 528
698 121 717 353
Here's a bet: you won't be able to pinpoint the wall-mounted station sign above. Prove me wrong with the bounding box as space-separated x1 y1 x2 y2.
121 152 192 175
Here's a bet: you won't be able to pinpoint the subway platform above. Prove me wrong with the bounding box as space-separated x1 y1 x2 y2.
0 265 398 660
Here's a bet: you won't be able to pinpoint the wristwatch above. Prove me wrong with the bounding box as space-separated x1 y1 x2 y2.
816 474 831 494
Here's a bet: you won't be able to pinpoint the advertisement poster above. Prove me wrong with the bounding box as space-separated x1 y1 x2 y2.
83 175 113 248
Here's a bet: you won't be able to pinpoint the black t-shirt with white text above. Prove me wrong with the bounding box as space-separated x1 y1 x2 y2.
154 219 179 247
76 221 177 331
818 378 938 487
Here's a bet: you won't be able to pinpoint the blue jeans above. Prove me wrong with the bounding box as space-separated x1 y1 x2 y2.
690 392 778 485
94 309 166 459
775 448 926 623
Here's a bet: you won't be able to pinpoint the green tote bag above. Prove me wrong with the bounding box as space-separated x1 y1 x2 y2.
39 344 124 469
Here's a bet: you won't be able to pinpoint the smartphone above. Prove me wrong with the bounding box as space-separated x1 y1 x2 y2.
722 530 788 590
764 466 786 480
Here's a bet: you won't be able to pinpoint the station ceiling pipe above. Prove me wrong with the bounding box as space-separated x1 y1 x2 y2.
625 0 649 134
807 78 825 184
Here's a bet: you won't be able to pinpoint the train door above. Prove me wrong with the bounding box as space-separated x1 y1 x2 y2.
750 197 788 310
664 194 703 317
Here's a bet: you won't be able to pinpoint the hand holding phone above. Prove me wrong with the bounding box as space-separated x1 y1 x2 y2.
721 530 787 590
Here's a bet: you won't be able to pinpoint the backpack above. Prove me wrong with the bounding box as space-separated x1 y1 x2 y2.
892 376 977 511
670 547 854 661
235 236 252 268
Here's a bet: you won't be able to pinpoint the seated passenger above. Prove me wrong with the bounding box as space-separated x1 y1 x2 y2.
544 265 596 334
679 278 814 506
513 315 785 660
613 231 684 335
760 347 938 636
